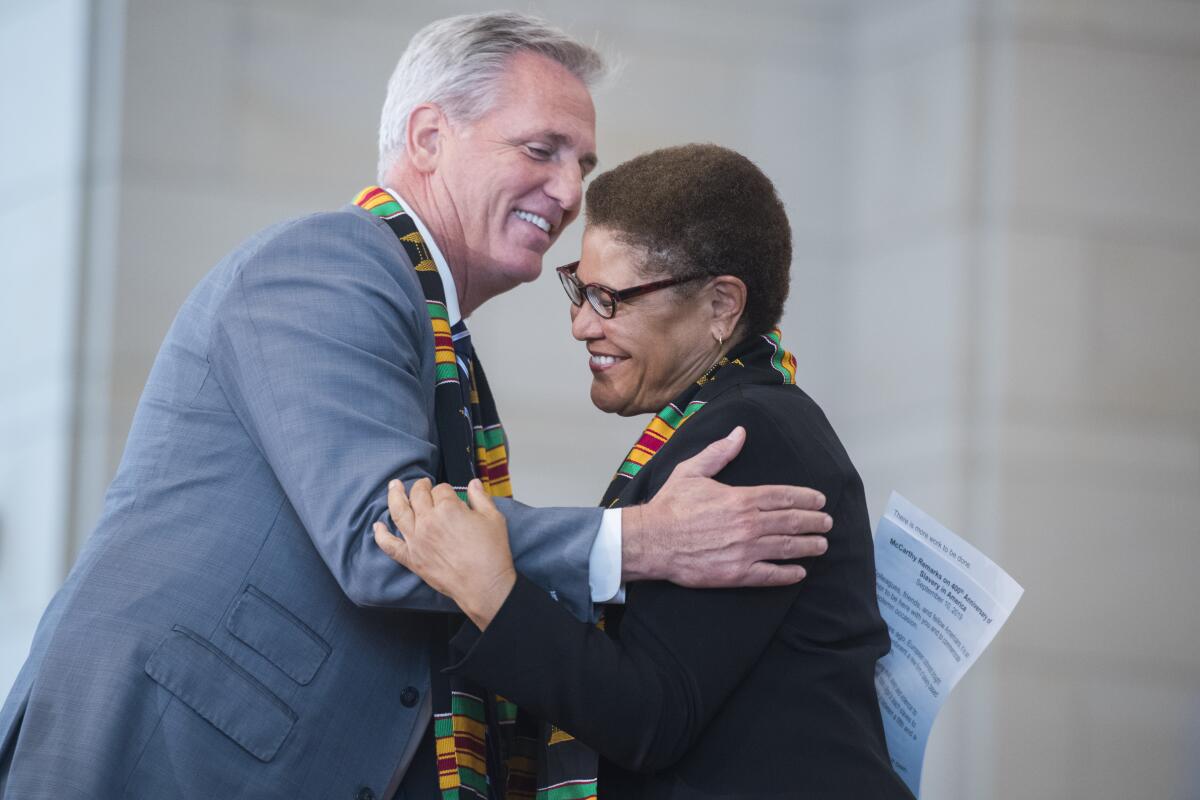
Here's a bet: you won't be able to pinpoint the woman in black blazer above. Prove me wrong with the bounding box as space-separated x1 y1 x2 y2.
375 144 914 799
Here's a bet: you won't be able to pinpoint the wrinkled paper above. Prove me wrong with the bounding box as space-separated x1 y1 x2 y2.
873 493 1024 796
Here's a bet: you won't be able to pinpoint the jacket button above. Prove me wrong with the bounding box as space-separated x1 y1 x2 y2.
355 788 375 800
400 686 419 708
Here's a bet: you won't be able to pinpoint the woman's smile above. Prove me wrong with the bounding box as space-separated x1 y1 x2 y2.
587 350 627 372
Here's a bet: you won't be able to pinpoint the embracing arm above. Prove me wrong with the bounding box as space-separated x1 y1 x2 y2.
619 425 831 588
382 395 845 770
451 574 800 772
208 211 600 617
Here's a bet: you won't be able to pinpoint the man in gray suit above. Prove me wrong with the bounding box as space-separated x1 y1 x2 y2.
0 13 831 799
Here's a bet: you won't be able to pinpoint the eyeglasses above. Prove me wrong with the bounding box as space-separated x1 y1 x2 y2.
555 261 702 319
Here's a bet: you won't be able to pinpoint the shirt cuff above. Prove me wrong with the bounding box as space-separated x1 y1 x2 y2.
588 508 626 604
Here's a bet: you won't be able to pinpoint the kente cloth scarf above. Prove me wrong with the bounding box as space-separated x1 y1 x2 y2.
535 329 800 799
601 327 797 506
355 187 533 799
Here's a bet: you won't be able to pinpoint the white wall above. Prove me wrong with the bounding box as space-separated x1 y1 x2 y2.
0 0 90 697
992 2 1200 797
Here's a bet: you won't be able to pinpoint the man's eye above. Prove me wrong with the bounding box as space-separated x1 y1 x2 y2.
525 144 553 160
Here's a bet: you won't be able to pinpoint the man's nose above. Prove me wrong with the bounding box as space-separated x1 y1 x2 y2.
547 160 584 216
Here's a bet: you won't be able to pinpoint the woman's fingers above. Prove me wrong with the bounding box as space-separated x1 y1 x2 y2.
430 482 461 506
409 477 434 516
387 479 416 535
373 521 409 566
465 479 502 519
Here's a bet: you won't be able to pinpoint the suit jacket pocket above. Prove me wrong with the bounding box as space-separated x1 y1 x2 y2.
225 585 330 685
144 625 297 762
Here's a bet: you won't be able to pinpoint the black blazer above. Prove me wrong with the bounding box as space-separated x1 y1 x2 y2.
450 380 915 799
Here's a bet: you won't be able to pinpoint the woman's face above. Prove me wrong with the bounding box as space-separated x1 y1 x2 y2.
570 226 722 416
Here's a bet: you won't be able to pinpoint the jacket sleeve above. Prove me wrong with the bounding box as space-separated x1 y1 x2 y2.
447 392 847 771
208 210 600 619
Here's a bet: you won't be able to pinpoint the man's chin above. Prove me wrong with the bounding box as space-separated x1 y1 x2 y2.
483 252 542 291
496 250 544 281
508 256 545 285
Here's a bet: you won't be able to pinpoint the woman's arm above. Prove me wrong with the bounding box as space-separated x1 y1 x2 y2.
375 392 846 772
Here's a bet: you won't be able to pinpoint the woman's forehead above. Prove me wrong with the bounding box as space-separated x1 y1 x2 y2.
578 256 644 289
579 227 648 283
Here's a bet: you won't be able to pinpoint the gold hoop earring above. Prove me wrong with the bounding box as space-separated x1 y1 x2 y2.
713 332 725 347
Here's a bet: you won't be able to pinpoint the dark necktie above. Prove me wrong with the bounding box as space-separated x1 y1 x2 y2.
450 319 474 425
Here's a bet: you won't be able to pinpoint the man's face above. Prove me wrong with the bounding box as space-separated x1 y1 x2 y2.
436 51 597 299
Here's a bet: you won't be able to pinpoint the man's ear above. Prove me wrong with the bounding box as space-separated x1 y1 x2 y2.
406 103 447 173
708 275 748 341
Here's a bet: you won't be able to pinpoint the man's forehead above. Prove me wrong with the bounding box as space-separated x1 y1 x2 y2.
492 53 596 139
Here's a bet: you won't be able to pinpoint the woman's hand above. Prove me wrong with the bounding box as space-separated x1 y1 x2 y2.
373 477 517 630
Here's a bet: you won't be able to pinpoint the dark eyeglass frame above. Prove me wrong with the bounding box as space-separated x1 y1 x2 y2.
555 261 702 319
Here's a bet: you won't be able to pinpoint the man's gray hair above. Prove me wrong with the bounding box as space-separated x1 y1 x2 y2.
377 12 607 182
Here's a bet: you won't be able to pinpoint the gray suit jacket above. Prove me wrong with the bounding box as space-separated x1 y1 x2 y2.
0 204 601 798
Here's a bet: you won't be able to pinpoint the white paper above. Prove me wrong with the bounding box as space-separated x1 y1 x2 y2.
873 492 1023 797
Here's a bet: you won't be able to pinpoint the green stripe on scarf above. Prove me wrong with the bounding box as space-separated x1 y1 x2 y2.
537 780 598 800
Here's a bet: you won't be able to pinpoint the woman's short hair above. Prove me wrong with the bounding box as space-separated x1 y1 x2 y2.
584 143 792 337
377 12 607 182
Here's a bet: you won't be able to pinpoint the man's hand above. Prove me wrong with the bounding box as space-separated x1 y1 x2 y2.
621 426 831 587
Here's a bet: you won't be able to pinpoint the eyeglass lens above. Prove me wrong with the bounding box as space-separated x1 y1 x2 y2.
558 269 583 305
558 264 623 319
585 286 616 318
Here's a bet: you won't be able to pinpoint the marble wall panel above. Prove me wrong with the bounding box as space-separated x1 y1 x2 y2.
1008 34 1200 239
997 438 1200 667
841 232 971 423
1074 674 1200 799
849 17 976 243
991 656 1089 800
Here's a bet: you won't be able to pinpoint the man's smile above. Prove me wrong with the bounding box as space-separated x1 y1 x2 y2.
513 208 553 234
